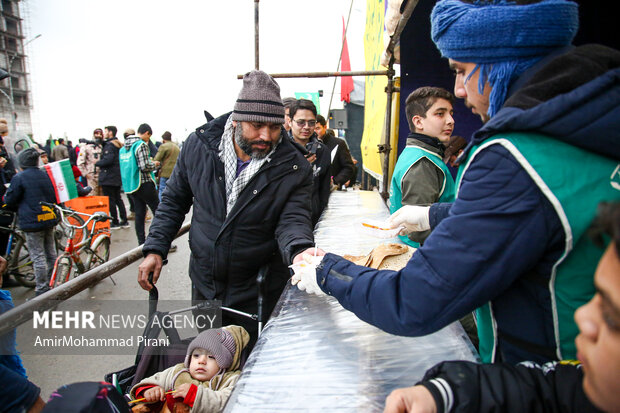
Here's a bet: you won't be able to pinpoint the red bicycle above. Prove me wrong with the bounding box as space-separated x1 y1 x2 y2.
44 202 113 288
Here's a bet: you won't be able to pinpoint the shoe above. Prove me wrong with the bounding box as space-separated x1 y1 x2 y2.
169 244 177 253
127 212 135 220
120 221 130 228
110 223 121 230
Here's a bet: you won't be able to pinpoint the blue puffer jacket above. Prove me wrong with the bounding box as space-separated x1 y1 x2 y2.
3 167 58 231
316 45 620 364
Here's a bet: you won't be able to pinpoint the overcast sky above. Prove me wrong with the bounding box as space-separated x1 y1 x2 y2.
22 0 366 144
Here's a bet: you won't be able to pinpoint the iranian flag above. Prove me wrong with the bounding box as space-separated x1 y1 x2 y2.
43 159 78 203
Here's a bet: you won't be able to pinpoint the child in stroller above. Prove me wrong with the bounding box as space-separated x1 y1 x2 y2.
130 325 249 413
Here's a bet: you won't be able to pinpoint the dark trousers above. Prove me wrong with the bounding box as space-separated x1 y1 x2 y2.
101 185 127 225
132 181 159 245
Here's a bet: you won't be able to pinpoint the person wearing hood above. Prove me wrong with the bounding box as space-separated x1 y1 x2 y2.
77 128 103 195
287 99 331 226
296 0 620 366
96 125 128 229
119 123 160 245
130 326 249 412
3 148 59 296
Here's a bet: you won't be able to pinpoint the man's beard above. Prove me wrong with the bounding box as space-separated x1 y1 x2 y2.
234 125 273 160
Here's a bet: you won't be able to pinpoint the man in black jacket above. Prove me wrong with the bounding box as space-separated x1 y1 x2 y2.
315 115 355 189
96 125 128 229
138 71 318 347
287 99 331 226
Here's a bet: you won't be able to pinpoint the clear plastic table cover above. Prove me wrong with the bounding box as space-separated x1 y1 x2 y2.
224 190 479 412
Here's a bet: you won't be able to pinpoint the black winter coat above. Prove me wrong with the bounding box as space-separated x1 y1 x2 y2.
321 130 355 187
95 137 123 187
419 360 600 413
142 113 315 315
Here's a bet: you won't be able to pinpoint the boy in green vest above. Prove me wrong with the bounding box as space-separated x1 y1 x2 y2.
388 87 456 248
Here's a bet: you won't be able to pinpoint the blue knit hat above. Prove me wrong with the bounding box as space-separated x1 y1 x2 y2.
431 0 579 117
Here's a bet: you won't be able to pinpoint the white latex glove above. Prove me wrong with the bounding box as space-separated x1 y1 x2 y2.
388 205 431 236
290 253 326 296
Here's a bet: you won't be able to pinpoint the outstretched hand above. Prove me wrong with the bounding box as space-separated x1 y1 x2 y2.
384 385 437 413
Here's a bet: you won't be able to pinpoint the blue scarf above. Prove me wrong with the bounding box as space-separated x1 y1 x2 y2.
431 0 579 117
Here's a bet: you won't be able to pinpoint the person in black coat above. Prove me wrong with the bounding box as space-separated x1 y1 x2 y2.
3 148 58 295
315 115 355 189
96 125 128 228
138 71 317 349
287 99 331 226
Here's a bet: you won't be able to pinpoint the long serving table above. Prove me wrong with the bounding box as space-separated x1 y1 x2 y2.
224 190 479 412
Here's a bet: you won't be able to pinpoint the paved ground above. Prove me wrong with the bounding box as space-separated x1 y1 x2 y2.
4 197 193 400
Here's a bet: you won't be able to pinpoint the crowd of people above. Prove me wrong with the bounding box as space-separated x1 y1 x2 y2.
1 0 619 411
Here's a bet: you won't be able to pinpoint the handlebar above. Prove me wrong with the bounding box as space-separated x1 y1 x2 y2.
40 201 113 230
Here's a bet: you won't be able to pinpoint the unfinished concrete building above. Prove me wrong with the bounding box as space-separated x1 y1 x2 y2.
1 0 33 137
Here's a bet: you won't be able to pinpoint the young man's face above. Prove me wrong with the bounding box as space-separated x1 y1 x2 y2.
188 348 220 381
449 59 491 123
290 109 316 143
104 128 112 139
139 132 151 142
412 98 454 144
233 120 281 160
315 122 327 139
574 242 620 411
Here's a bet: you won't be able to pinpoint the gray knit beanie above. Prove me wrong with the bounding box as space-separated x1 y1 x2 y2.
184 328 236 370
231 70 285 124
18 147 40 168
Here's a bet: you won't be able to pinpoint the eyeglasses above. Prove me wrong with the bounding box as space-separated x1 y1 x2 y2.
293 119 317 127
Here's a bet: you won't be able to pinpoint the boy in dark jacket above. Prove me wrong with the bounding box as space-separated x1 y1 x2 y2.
3 148 58 295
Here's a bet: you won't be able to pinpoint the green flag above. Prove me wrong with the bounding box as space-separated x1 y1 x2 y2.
295 92 321 114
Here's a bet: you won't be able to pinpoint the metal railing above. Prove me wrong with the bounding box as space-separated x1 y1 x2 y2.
0 222 190 337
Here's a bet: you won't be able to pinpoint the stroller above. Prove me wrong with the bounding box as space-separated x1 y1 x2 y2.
104 264 269 396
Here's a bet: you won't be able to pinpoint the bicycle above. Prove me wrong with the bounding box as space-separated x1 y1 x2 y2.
0 206 86 288
0 209 35 287
44 202 113 288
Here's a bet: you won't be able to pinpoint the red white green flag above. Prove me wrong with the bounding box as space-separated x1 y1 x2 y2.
43 159 78 203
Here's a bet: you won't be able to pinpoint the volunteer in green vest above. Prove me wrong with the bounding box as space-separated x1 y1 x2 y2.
119 123 160 245
295 0 620 366
388 86 456 248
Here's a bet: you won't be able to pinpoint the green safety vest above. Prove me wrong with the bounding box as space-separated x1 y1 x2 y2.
119 140 155 194
389 145 456 247
456 132 620 362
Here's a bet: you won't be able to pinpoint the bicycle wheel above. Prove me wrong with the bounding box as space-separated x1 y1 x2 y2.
87 236 110 271
10 235 35 288
52 257 73 288
55 210 86 252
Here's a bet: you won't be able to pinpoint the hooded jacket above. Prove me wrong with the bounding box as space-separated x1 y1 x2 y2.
315 44 620 364
130 325 250 412
95 137 123 186
142 113 314 322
